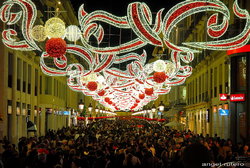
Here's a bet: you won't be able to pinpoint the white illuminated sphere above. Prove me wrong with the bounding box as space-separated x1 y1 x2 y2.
45 17 66 38
97 75 105 84
153 60 166 72
97 83 104 90
165 61 176 75
144 63 154 74
86 73 97 81
65 25 81 42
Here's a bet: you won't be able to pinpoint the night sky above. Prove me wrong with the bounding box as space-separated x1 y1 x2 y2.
70 0 181 65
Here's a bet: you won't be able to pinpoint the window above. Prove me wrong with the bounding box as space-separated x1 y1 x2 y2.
219 64 222 85
199 76 201 102
27 104 31 116
17 58 21 91
16 102 21 115
214 67 217 97
35 69 38 96
7 100 12 114
22 103 26 115
28 65 31 94
210 69 213 98
219 85 223 94
8 53 13 88
23 61 27 92
40 75 42 94
236 56 246 91
45 76 52 95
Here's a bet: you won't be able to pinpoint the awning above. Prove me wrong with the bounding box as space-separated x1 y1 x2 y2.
164 107 185 117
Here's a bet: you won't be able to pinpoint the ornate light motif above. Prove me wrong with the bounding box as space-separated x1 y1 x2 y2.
31 25 46 42
0 0 249 111
65 25 81 42
45 17 66 38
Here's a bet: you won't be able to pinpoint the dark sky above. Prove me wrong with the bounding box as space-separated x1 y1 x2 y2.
71 0 180 16
70 0 181 65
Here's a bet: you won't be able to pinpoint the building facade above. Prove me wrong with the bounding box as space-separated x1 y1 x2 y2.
184 0 250 142
0 0 85 144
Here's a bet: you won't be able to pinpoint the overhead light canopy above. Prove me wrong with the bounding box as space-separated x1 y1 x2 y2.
1 0 248 111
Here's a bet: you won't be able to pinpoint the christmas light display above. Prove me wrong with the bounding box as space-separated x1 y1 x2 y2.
31 25 47 42
45 17 66 38
65 25 81 42
0 0 249 111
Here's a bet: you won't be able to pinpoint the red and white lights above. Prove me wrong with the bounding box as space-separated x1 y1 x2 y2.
0 0 249 111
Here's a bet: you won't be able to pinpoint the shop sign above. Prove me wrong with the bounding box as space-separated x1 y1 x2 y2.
157 111 162 116
230 94 245 102
218 108 229 116
219 94 228 101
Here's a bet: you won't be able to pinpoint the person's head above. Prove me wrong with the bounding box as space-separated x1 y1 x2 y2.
182 143 211 168
54 164 62 168
71 159 82 168
243 145 249 152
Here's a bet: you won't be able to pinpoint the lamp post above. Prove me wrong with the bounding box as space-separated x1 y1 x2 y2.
88 103 93 117
159 101 164 119
78 99 84 116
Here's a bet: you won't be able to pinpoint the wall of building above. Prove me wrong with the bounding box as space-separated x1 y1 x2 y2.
0 0 84 144
177 0 239 138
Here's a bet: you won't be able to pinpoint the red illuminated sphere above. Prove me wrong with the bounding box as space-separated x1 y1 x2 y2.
45 38 67 58
145 88 154 96
139 93 145 99
97 90 105 96
86 81 98 91
104 97 111 103
136 99 140 103
153 72 167 83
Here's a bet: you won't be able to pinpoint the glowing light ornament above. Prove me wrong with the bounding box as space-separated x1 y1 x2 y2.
153 60 166 72
87 81 98 91
97 75 105 84
86 73 97 81
65 25 81 42
1 0 249 111
98 90 105 96
165 61 176 76
145 88 154 96
45 17 66 38
139 93 145 99
153 72 167 83
31 25 47 42
45 38 66 58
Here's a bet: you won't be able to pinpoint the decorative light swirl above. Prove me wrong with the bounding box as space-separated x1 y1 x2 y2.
0 0 249 111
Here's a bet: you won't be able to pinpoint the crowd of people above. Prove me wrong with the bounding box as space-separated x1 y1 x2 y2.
0 118 249 168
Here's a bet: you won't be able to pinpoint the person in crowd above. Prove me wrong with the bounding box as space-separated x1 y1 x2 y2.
0 118 249 168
